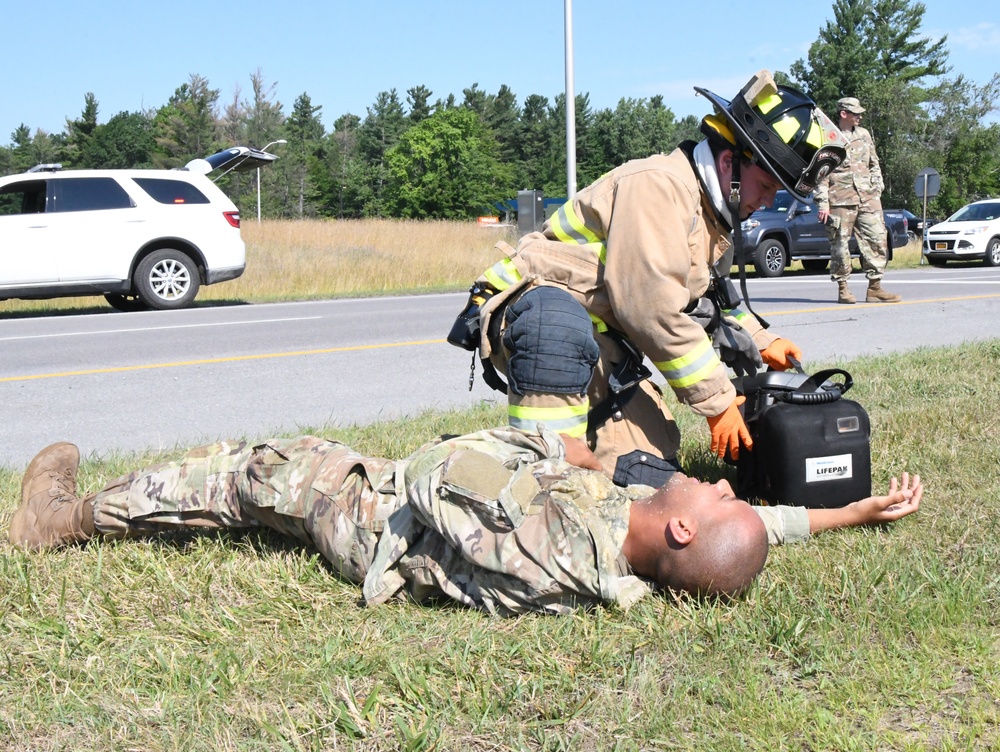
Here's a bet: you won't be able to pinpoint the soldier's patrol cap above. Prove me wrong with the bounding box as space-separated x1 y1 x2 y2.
837 97 865 114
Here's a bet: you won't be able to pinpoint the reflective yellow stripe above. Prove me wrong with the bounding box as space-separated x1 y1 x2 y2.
756 93 782 114
483 258 521 292
589 313 608 333
725 307 750 323
508 402 589 437
806 121 822 148
654 336 721 389
550 202 608 264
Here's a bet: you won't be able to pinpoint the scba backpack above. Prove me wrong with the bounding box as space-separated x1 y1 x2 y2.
735 366 871 508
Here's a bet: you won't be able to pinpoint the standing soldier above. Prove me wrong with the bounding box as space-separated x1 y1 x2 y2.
815 97 902 304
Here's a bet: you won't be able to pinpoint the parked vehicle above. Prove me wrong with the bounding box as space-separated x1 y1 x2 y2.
737 190 909 277
0 147 273 311
923 199 1000 267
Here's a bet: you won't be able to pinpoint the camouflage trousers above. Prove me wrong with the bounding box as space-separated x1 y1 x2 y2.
826 206 887 283
88 436 402 583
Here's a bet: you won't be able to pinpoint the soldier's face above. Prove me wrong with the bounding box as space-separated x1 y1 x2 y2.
840 111 862 128
665 473 746 510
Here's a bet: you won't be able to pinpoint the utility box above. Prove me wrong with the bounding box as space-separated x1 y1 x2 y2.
517 190 545 235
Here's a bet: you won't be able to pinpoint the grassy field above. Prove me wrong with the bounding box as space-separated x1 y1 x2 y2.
1 341 999 751
0 218 923 316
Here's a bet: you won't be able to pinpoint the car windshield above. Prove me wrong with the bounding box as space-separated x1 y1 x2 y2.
949 202 1000 222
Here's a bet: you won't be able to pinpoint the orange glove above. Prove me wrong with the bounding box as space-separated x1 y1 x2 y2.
706 397 752 459
760 338 803 371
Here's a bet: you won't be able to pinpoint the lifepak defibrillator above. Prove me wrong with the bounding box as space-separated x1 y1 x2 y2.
733 363 871 508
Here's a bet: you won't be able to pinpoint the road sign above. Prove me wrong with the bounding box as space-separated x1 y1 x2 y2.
914 168 940 198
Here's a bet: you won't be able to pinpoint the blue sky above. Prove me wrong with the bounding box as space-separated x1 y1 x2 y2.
4 1 998 145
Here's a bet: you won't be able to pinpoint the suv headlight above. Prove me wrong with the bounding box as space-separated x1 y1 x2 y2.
741 218 760 231
962 224 991 236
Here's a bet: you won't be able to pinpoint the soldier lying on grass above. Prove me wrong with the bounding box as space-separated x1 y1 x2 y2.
8 427 921 614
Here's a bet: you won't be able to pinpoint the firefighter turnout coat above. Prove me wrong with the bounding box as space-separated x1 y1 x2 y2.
475 146 779 479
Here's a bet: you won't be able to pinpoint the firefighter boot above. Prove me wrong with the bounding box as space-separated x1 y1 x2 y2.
9 442 94 551
837 281 856 304
866 280 902 303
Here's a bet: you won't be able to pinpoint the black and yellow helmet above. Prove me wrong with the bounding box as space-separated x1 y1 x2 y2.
695 70 848 201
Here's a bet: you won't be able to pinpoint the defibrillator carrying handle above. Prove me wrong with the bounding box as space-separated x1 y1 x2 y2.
775 367 853 405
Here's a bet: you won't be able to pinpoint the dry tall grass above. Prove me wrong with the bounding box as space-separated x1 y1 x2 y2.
0 219 517 314
232 219 517 301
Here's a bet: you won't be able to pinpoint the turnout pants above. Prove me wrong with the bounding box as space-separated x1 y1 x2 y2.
88 437 401 584
488 286 682 488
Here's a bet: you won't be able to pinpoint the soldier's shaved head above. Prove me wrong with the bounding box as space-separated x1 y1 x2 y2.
623 474 769 599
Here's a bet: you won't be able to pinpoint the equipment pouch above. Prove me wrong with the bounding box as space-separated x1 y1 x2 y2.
447 283 494 352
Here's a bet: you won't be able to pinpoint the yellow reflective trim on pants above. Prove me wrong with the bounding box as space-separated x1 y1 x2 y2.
589 313 608 333
654 336 722 389
508 402 589 437
483 257 521 291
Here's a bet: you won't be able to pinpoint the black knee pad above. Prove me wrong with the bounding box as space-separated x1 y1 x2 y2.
502 287 599 396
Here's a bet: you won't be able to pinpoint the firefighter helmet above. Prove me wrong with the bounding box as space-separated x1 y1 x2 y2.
695 70 848 201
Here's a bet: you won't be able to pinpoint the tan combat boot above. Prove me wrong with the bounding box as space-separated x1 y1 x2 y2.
837 281 856 304
9 442 94 551
866 281 902 303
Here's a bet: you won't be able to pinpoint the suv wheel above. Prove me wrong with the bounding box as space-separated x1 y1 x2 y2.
800 259 829 273
135 249 201 310
104 293 149 313
754 239 787 278
984 237 1000 267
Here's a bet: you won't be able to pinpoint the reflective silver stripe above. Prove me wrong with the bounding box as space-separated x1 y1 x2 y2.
654 336 721 389
550 202 607 264
484 258 521 291
508 402 589 437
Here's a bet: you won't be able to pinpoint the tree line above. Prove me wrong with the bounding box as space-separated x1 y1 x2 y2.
2 0 997 221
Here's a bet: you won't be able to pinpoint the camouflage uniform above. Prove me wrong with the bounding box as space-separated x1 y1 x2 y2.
87 429 652 616
814 123 887 283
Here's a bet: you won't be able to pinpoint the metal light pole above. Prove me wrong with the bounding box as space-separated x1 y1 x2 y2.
257 139 287 222
564 0 577 199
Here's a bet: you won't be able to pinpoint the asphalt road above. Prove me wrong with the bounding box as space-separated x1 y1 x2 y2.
2 265 999 470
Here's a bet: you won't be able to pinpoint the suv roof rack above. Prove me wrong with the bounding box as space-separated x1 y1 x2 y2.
27 163 63 173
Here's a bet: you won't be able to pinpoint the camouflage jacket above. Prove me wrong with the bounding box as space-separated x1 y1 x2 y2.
814 125 884 211
362 427 652 616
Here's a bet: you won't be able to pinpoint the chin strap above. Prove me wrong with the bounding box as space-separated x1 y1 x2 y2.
728 157 769 330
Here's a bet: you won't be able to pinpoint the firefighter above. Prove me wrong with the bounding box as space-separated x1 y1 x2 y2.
448 70 849 488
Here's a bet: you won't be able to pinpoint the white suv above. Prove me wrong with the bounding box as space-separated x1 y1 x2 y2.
924 198 1000 267
0 148 267 311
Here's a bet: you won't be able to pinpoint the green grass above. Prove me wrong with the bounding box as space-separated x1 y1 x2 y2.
2 341 999 750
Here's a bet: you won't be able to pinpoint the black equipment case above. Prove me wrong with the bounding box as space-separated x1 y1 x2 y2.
735 366 871 508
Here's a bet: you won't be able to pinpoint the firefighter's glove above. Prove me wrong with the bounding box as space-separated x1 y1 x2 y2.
760 338 803 371
686 297 717 332
707 397 752 460
713 319 763 377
